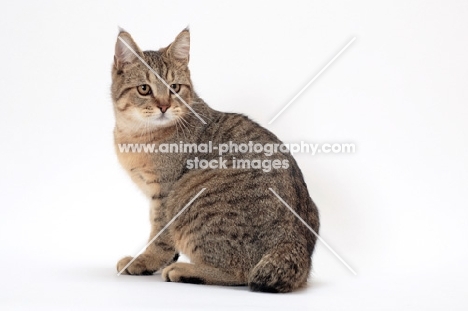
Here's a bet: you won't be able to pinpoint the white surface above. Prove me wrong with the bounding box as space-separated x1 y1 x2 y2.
1 0 468 310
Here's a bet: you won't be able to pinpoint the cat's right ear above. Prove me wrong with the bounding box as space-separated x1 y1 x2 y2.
114 30 143 70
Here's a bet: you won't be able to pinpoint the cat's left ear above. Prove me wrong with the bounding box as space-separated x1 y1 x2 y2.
114 30 143 70
166 28 190 64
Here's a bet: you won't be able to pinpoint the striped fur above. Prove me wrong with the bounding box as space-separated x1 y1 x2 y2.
111 29 320 293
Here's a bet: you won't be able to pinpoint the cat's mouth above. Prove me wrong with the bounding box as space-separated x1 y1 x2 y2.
156 114 167 120
148 113 174 126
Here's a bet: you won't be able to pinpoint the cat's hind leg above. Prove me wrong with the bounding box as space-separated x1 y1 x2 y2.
162 262 246 286
248 242 311 293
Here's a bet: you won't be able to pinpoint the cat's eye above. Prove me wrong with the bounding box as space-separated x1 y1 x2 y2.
137 84 152 96
170 84 181 93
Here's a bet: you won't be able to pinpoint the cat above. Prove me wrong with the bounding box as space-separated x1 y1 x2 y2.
111 28 320 293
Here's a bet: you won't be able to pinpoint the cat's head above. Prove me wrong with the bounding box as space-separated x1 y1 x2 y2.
111 29 193 132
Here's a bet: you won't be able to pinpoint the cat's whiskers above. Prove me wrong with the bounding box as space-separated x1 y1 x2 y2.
175 117 188 140
140 118 150 138
173 118 181 139
142 117 155 139
145 118 155 141
187 104 214 123
170 106 197 135
178 114 196 131
130 118 144 137
186 109 212 123
179 118 190 140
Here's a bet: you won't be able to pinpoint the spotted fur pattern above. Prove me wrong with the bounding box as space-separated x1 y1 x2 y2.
111 29 320 293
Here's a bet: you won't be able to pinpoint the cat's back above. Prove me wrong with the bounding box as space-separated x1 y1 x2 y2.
167 102 319 266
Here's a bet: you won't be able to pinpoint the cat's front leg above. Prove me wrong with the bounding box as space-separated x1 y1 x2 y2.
117 196 178 275
117 227 178 275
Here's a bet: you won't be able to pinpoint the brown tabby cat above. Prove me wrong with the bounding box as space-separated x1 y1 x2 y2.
111 28 320 293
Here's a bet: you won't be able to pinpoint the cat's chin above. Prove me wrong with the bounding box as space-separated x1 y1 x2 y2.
148 115 175 128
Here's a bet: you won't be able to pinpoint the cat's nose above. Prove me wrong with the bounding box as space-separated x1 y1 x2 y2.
157 103 171 113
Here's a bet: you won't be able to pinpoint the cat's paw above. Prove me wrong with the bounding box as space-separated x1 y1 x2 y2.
116 255 156 275
162 263 205 284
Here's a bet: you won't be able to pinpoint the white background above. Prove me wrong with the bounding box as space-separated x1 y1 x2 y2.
1 0 467 310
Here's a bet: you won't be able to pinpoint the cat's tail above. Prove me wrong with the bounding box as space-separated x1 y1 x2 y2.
248 242 311 293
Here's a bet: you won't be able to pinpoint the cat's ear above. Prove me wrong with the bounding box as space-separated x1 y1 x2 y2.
114 30 143 70
166 28 190 64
